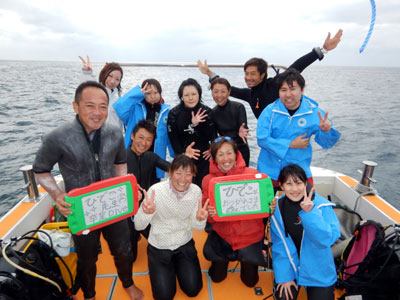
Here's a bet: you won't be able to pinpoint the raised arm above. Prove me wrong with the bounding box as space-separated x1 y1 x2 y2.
288 29 343 73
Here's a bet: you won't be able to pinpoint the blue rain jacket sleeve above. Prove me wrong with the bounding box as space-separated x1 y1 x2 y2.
113 85 145 148
314 108 341 149
299 201 340 248
257 104 292 160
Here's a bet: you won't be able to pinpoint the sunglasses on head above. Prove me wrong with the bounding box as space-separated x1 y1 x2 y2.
213 136 232 143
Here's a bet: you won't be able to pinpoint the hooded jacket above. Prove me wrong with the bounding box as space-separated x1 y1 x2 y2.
201 152 265 250
257 95 341 180
270 193 340 287
113 85 174 178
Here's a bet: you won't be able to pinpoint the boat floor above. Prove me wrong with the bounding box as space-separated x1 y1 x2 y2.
74 230 345 300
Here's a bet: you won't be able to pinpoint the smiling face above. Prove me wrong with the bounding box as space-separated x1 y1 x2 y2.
73 87 108 134
215 142 237 173
280 175 307 202
279 81 304 111
104 70 122 90
130 128 154 156
244 65 265 88
182 85 200 108
170 166 194 192
212 83 230 106
145 84 161 105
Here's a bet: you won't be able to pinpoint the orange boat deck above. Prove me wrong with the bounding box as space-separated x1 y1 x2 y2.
74 230 344 300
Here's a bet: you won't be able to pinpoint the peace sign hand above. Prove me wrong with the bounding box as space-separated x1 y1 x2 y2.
318 111 332 133
141 82 152 95
191 108 208 127
142 189 156 214
196 199 209 221
300 185 314 213
78 55 92 71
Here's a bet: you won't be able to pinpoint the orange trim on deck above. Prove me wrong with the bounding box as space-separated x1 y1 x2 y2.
339 176 400 223
0 202 36 237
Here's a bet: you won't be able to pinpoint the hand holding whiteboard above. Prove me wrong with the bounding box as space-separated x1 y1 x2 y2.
208 173 274 221
65 174 139 235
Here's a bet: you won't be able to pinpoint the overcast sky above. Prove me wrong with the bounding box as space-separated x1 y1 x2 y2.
1 0 399 67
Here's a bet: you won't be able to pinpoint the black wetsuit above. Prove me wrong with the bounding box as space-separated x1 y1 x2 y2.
167 102 217 186
212 49 322 119
126 149 170 191
127 148 171 262
212 99 250 166
33 116 134 299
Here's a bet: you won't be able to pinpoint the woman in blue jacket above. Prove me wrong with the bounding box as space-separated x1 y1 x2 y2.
270 164 340 300
114 78 174 179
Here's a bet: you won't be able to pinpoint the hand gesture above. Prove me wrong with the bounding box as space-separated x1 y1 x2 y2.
206 201 217 218
191 108 208 127
141 82 153 95
197 59 214 76
55 193 71 217
276 280 298 300
202 149 211 161
196 199 209 221
142 190 156 214
238 123 251 144
322 29 343 51
78 55 92 71
318 111 332 133
269 191 279 212
289 133 310 149
300 185 314 213
185 142 200 160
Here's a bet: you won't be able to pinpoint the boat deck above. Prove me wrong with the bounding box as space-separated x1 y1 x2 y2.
74 230 344 300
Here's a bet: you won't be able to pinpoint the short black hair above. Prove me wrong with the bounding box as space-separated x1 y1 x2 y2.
210 77 231 91
132 119 157 139
178 78 202 103
169 154 197 175
244 57 268 76
276 68 306 90
74 81 109 104
278 164 308 185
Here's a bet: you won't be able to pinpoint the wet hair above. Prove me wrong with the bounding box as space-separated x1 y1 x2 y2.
177 78 202 103
210 137 238 161
210 77 231 91
169 154 197 175
74 81 109 104
98 62 123 94
244 57 268 76
278 164 308 185
141 78 162 95
276 68 306 90
132 119 156 139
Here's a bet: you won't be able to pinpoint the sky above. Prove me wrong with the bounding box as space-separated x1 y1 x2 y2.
0 0 399 67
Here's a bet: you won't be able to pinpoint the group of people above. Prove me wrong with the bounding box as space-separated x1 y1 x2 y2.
32 30 343 300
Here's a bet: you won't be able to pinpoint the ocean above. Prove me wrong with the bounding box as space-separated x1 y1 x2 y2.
0 61 399 217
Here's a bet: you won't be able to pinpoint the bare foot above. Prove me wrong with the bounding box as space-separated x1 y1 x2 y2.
125 284 144 300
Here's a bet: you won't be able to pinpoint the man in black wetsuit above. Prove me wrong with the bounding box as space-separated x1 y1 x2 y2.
33 81 143 300
197 30 343 119
126 119 170 261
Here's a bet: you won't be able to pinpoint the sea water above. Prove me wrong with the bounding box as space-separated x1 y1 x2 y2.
0 61 399 217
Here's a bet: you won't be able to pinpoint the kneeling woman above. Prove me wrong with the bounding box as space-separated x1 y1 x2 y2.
202 137 267 287
271 164 340 300
134 154 209 300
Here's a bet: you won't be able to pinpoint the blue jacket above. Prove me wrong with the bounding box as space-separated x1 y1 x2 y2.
113 85 174 178
270 193 340 287
257 95 341 180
